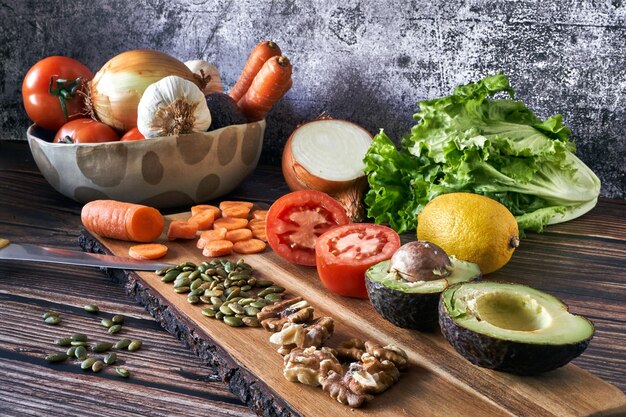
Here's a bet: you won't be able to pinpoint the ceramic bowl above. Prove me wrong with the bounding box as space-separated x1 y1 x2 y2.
27 120 265 209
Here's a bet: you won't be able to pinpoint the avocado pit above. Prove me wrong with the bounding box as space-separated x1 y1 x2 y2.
389 241 453 281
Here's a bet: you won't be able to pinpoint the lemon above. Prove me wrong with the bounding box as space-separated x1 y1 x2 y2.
417 193 519 275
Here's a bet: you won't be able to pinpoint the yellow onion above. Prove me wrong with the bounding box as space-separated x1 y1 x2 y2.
281 118 373 221
90 49 199 132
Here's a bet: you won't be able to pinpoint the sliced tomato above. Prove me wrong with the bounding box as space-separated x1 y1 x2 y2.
315 224 401 298
266 190 351 266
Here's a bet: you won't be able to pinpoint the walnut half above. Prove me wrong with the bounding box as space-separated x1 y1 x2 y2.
365 341 409 370
269 317 335 355
321 370 374 408
335 338 366 362
350 353 400 394
283 346 342 387
257 297 314 332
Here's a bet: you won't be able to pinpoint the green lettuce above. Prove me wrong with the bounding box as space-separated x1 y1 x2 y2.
364 73 600 234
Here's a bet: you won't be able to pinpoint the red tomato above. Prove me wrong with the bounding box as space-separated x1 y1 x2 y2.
53 118 119 144
120 127 145 141
22 56 93 131
315 224 401 298
266 190 351 266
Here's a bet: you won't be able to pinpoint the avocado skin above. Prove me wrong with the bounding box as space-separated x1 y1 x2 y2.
438 300 592 375
365 276 440 331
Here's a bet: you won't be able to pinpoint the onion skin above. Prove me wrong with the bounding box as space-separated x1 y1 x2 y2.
90 50 199 132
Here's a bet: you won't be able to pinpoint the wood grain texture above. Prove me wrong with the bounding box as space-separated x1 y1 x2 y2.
81 210 626 417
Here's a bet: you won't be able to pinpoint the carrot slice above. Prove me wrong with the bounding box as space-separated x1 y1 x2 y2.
188 209 216 230
202 240 234 257
247 218 266 231
219 201 254 211
214 217 248 230
81 200 164 242
196 228 228 249
225 228 253 243
233 238 266 254
191 204 221 218
128 243 168 260
251 228 267 242
221 205 251 219
167 220 198 240
251 209 267 220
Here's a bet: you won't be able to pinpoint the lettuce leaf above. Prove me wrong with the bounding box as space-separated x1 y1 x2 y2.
364 73 600 234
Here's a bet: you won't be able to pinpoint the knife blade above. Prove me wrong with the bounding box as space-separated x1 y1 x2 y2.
0 239 174 271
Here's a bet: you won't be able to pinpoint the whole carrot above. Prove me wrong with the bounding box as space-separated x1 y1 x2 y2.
238 55 293 122
81 200 164 242
229 40 282 102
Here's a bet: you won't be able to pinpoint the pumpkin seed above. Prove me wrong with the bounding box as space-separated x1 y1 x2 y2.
201 308 216 318
104 352 117 365
176 270 193 280
256 279 274 287
223 316 243 327
209 296 223 307
228 273 250 281
258 286 285 297
204 289 223 298
101 318 113 328
242 317 260 327
199 296 211 304
108 324 122 334
189 288 204 297
179 261 196 269
44 316 61 325
116 367 130 378
66 346 76 357
92 342 113 353
189 269 201 280
42 311 59 320
215 311 225 320
200 273 212 282
244 306 261 316
92 360 104 373
155 266 171 276
205 268 216 276
71 333 88 342
81 357 96 370
216 268 228 279
190 278 203 291
54 337 72 346
174 286 190 294
264 293 283 303
128 340 142 352
229 303 245 315
238 298 255 306
187 295 200 304
45 352 68 363
70 341 88 347
161 270 180 283
75 346 88 360
226 287 241 301
219 304 234 316
84 304 99 313
247 277 257 287
111 315 124 325
240 285 252 292
214 284 225 291
182 266 195 272
174 278 191 288
114 339 131 349
249 301 267 309
235 313 245 319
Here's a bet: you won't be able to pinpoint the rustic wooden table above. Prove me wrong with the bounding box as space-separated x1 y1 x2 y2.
0 140 624 416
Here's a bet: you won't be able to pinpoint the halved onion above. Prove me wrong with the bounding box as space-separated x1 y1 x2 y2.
281 119 373 221
90 50 199 132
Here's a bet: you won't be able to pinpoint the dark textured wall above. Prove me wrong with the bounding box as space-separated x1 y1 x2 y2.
1 0 625 198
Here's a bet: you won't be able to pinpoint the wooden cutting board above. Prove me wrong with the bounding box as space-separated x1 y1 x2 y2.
84 213 626 417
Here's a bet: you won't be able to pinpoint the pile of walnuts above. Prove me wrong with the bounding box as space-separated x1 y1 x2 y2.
256 295 408 408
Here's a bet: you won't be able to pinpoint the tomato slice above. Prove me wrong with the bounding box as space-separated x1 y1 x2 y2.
266 190 351 266
315 224 401 298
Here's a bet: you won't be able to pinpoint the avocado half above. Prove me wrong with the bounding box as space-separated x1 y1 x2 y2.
439 282 595 375
365 259 481 331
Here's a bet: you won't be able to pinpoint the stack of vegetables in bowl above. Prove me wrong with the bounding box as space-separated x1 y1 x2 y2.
23 41 292 208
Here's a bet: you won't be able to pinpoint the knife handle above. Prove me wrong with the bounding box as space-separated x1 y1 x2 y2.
0 238 9 249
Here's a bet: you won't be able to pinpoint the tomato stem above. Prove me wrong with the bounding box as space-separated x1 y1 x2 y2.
48 76 82 123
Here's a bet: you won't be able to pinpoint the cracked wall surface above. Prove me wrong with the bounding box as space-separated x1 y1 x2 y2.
1 0 624 197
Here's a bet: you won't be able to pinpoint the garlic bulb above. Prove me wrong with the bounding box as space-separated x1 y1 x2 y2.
137 75 212 138
185 60 224 95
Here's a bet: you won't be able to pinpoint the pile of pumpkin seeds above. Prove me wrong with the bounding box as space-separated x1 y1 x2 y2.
42 306 139 378
156 258 285 328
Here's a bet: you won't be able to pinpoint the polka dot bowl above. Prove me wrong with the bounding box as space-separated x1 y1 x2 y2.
27 120 265 209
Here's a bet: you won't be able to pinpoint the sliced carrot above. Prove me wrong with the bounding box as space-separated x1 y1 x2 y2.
238 55 293 122
251 228 267 242
247 218 266 231
202 239 234 257
188 209 216 230
191 204 221 218
196 228 227 249
167 220 198 240
233 238 266 254
229 40 282 102
221 205 251 219
251 209 267 220
81 200 164 242
225 228 253 243
219 201 254 211
214 217 248 231
128 243 168 260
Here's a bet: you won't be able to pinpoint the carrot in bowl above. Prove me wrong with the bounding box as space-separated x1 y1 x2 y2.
128 243 168 260
81 200 164 242
229 40 282 102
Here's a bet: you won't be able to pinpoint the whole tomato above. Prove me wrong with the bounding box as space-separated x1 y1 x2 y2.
22 56 93 131
54 118 119 144
120 127 145 141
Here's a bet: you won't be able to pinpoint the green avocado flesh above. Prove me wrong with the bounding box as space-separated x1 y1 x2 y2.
439 282 594 374
365 259 481 331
